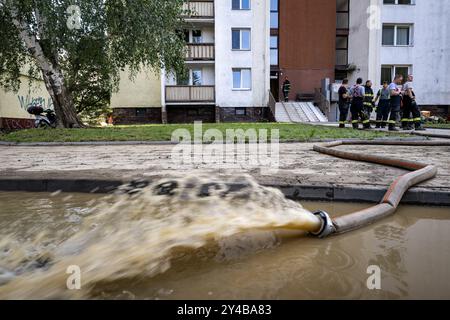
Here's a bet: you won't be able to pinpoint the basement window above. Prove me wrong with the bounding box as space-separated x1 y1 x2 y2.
235 108 246 116
135 109 147 117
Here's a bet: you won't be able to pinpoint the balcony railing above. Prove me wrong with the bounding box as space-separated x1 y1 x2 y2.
185 43 215 60
166 85 215 103
182 1 214 18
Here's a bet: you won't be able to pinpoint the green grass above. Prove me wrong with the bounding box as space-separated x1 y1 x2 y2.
424 123 450 129
0 123 394 143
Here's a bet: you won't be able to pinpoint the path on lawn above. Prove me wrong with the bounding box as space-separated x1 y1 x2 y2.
1 141 449 197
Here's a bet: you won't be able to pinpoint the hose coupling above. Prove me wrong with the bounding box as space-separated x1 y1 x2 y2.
310 210 336 238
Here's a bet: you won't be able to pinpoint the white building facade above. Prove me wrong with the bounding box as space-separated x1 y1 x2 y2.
348 0 450 110
162 0 271 123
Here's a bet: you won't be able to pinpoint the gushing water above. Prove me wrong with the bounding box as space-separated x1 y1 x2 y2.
0 175 319 299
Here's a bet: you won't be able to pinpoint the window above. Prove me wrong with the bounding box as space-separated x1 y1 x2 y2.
383 0 413 4
235 108 246 116
232 29 251 50
336 0 349 30
396 26 410 45
270 35 278 66
192 69 202 86
182 29 190 43
176 69 203 86
381 66 392 84
176 69 189 85
270 0 278 28
232 69 251 90
192 30 202 43
381 65 412 84
187 109 199 116
335 35 348 66
232 0 250 10
382 24 412 46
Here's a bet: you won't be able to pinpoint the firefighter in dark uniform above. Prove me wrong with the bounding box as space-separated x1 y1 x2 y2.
282 77 291 102
388 74 403 131
349 78 366 130
402 74 425 131
338 79 350 128
363 80 375 129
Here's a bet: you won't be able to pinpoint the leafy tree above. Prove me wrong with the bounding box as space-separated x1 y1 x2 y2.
0 0 186 128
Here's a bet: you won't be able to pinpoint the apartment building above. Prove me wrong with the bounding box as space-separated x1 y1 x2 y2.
347 0 450 117
271 0 337 101
112 0 271 124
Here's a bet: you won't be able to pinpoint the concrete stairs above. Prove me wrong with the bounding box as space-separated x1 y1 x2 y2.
275 102 328 123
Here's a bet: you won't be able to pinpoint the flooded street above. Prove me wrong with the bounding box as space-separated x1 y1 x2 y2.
0 189 449 300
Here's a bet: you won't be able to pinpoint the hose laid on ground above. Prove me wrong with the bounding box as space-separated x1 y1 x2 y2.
309 139 450 238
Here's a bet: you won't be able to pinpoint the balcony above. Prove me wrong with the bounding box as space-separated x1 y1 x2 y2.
166 85 215 104
183 1 214 19
185 43 215 61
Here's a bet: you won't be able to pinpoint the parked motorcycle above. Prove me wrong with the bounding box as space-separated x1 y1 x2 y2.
27 102 57 128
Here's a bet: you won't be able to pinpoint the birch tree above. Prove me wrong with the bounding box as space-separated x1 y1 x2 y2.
0 0 186 127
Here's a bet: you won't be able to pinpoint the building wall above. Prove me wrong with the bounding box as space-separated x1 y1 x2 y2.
349 0 450 107
214 0 270 108
384 0 450 106
279 0 336 97
0 75 52 129
110 68 162 109
348 0 373 84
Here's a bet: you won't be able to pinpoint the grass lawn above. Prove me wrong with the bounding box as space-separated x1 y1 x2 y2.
424 123 450 129
0 123 395 143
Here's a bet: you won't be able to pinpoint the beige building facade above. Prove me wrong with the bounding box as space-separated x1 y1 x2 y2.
0 75 52 130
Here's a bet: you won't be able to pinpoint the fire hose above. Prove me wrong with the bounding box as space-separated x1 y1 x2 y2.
308 140 450 238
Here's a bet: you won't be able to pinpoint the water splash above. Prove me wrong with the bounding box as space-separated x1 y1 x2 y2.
0 175 318 299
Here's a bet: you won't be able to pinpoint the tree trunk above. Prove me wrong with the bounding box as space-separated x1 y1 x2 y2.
10 5 85 128
41 68 85 128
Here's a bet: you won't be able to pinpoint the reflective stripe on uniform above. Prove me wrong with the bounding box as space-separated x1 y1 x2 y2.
362 120 370 124
413 118 422 122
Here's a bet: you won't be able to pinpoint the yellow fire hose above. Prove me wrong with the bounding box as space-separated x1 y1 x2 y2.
308 140 450 238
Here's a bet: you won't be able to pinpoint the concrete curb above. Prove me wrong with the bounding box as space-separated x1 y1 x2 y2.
412 132 450 140
0 136 430 147
1 178 448 206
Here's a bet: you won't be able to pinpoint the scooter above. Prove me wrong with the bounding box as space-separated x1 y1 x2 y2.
27 102 57 128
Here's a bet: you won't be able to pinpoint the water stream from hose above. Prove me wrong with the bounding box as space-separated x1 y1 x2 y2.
0 175 319 299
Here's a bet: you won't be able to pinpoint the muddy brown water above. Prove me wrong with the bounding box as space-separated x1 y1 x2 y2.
0 190 449 300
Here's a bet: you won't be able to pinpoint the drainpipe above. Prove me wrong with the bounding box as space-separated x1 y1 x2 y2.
161 68 167 124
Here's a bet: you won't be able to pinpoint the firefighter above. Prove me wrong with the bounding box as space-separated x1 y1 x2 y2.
338 79 351 128
403 74 425 131
388 74 403 131
349 78 366 129
374 81 391 128
401 75 414 130
282 77 291 102
363 80 375 129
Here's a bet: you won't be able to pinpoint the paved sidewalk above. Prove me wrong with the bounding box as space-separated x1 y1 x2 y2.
1 141 449 203
310 122 450 138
